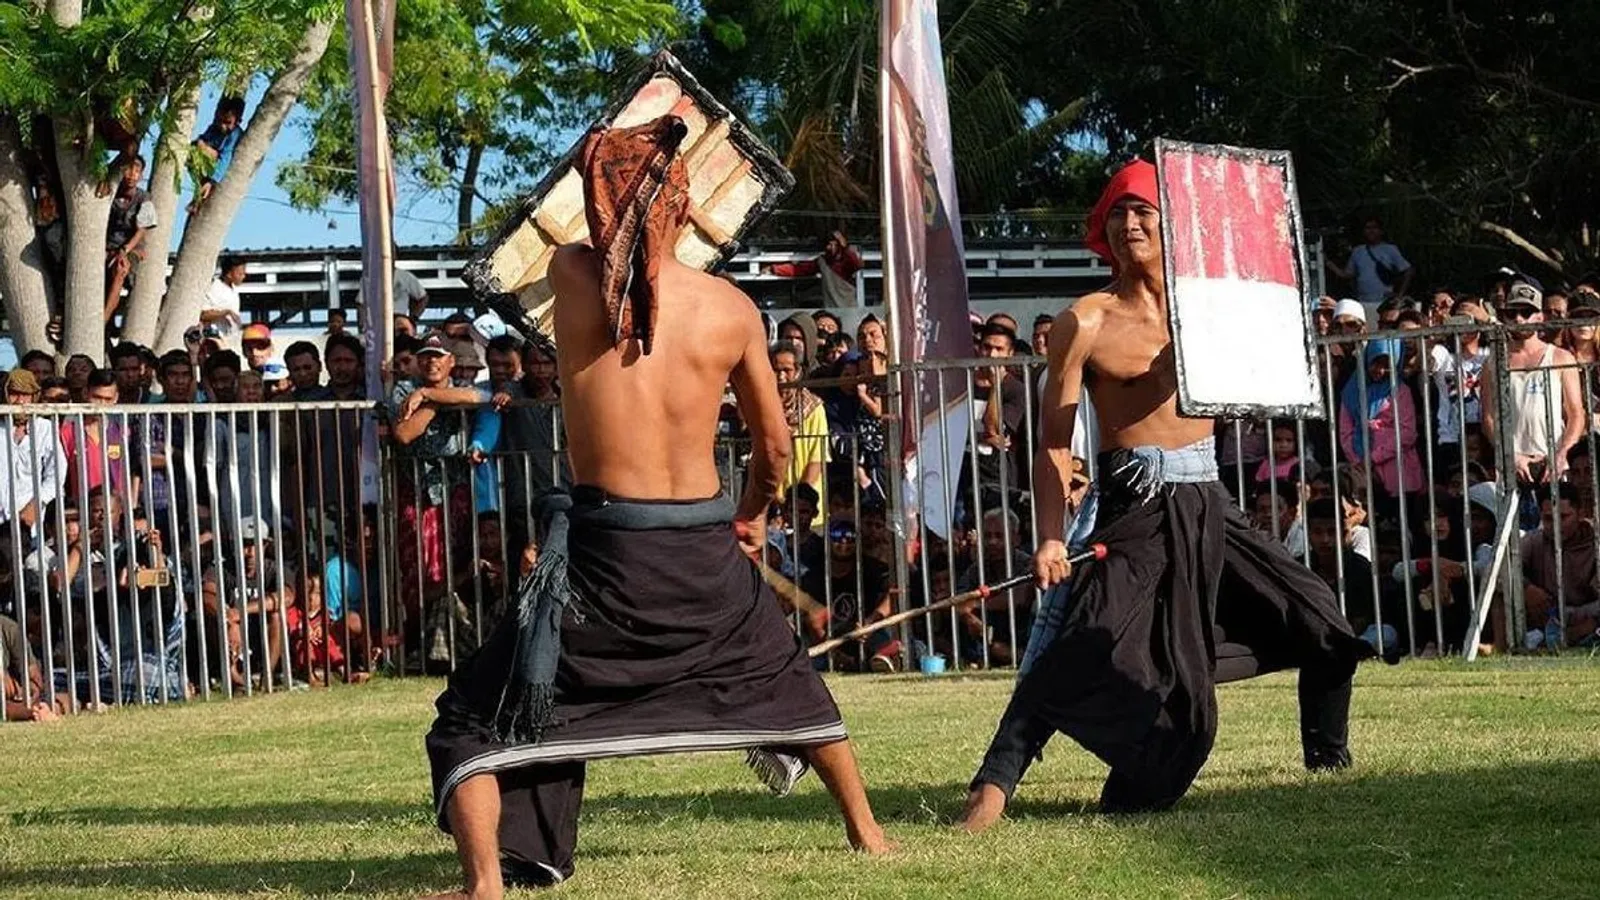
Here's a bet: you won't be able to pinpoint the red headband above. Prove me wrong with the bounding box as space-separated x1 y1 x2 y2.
1084 160 1159 272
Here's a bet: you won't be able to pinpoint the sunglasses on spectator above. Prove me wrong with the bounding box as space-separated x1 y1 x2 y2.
1502 307 1538 321
828 526 857 542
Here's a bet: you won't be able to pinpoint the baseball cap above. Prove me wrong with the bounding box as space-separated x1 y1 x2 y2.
241 323 273 344
416 335 452 358
452 340 485 370
1569 289 1600 318
5 369 41 396
260 357 289 382
1331 299 1367 324
239 517 271 542
1504 281 1543 310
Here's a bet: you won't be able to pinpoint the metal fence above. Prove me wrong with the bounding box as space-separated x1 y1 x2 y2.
6 322 1596 718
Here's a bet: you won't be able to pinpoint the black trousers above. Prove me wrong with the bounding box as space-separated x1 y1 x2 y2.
972 478 1367 813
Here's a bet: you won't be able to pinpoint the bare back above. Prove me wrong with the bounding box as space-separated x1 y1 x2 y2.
549 246 775 500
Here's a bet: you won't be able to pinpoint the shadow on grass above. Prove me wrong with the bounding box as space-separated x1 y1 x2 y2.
8 760 1600 895
7 799 428 828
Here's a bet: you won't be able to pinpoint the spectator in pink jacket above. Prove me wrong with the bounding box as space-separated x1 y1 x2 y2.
1340 339 1424 510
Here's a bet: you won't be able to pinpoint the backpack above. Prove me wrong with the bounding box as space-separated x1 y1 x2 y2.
1363 245 1400 288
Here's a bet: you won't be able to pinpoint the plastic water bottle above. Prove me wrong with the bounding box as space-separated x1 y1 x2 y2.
1544 611 1562 653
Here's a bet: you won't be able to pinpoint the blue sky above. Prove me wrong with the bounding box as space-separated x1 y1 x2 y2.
175 85 465 252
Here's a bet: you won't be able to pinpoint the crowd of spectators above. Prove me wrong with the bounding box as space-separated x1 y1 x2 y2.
750 239 1600 672
8 216 1600 718
0 278 575 717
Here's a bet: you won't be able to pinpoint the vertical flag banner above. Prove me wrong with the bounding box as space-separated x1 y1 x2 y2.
1154 139 1323 419
881 0 974 539
347 0 396 502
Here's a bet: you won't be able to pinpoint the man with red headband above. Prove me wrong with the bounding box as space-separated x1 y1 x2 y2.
423 116 890 899
958 159 1375 832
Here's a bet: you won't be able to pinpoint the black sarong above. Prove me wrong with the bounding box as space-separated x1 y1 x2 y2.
426 489 845 884
973 439 1371 814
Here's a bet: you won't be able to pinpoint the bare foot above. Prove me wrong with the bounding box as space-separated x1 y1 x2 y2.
848 823 898 855
418 888 501 900
956 783 1007 834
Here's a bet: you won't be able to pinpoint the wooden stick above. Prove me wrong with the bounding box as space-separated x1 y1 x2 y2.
806 544 1108 659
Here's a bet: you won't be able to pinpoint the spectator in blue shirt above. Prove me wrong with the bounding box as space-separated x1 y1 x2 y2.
188 95 246 214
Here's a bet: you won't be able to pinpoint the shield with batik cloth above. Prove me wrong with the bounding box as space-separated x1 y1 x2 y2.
1155 139 1323 420
463 51 795 350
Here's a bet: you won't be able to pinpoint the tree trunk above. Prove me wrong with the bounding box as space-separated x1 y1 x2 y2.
456 140 484 245
0 115 53 355
53 116 111 361
156 17 334 352
122 82 201 347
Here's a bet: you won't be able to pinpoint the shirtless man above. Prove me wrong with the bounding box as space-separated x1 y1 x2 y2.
958 159 1373 832
423 116 888 900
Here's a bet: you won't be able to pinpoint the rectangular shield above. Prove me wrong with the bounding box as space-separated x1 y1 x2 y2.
1155 138 1323 419
462 51 794 348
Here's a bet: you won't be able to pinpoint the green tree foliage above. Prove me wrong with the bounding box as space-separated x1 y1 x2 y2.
0 0 337 355
681 0 1090 239
1014 0 1600 284
279 0 679 245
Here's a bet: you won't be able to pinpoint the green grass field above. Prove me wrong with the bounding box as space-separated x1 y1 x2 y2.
3 660 1599 899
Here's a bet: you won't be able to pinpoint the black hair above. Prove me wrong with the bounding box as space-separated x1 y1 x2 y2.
19 349 53 369
979 321 1016 342
768 341 803 365
486 334 522 356
66 353 94 369
1032 314 1054 328
218 254 246 275
1539 481 1580 507
1269 479 1300 508
108 342 143 363
1307 497 1341 519
792 482 820 507
218 95 246 118
86 368 118 390
324 333 364 362
157 349 191 377
812 311 841 329
283 340 320 364
203 349 242 378
393 334 421 355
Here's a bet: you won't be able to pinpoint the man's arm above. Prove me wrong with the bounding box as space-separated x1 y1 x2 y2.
1033 306 1094 547
1479 362 1498 448
1554 349 1585 478
728 306 793 526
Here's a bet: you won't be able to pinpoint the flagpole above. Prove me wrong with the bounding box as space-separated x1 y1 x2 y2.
358 0 395 364
879 0 916 668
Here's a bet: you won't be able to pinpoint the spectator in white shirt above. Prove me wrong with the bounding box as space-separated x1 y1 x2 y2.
1326 217 1413 306
0 371 65 535
202 255 247 348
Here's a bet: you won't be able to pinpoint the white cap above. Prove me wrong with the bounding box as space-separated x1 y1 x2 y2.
1467 482 1499 520
1332 299 1367 323
239 517 271 542
472 312 508 345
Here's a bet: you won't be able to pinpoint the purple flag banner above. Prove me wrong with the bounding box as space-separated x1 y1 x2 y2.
881 0 973 538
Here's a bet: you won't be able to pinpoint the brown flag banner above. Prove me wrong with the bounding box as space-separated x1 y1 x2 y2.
347 0 396 503
881 0 973 539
